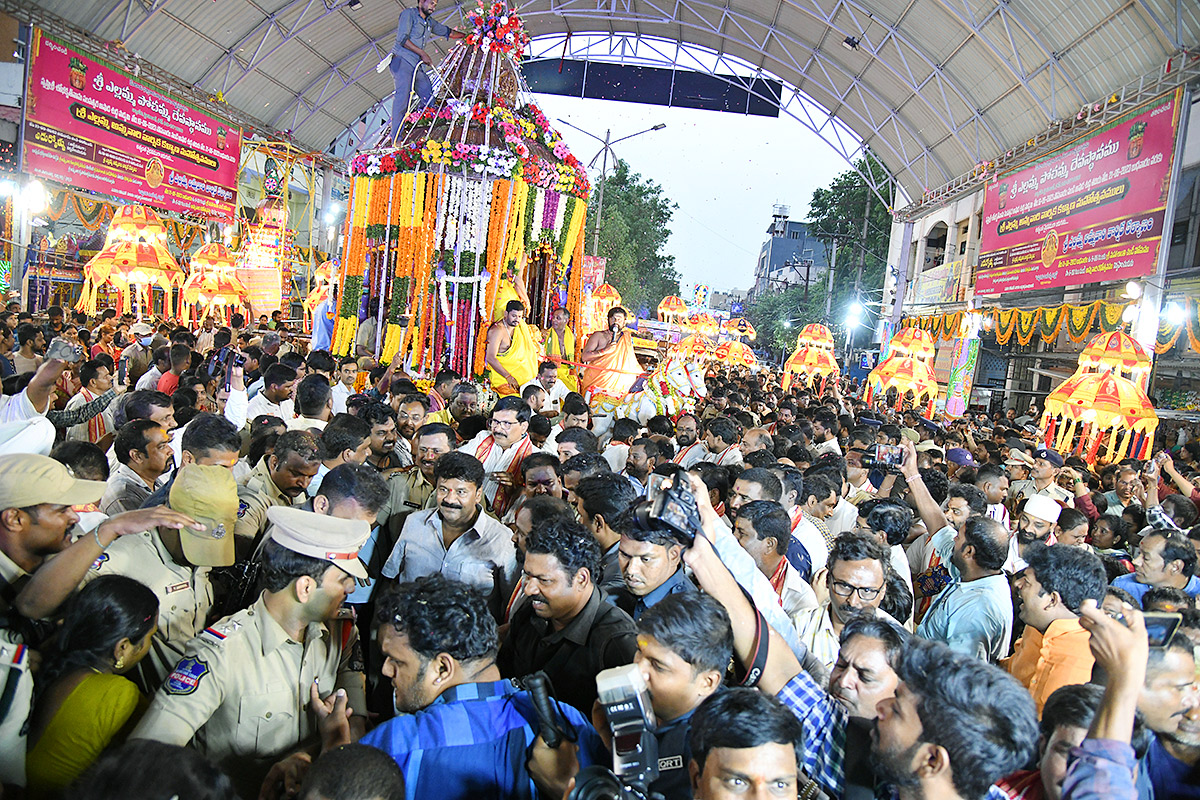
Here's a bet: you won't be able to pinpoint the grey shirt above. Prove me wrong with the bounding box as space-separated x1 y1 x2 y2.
382 506 517 621
392 7 452 61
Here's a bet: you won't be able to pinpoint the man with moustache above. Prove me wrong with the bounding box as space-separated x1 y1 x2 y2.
391 393 429 468
459 396 540 519
497 518 638 715
671 413 709 469
382 452 517 621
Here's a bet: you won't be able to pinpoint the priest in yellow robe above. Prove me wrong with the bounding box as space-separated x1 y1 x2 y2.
543 306 577 392
579 306 643 401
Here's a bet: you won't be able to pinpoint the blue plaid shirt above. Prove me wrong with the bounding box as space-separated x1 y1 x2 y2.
775 669 847 797
360 678 605 800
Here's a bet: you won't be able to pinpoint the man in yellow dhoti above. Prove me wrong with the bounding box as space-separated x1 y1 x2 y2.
542 306 577 392
579 306 643 401
485 299 540 396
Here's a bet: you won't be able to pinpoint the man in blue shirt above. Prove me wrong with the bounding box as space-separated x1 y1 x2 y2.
610 506 696 620
340 574 604 799
1111 529 1200 605
916 514 1014 662
387 0 465 140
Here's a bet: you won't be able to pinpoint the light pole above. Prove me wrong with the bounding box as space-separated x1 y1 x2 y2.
557 120 666 256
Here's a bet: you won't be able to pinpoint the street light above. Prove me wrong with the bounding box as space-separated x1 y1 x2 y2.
557 119 666 256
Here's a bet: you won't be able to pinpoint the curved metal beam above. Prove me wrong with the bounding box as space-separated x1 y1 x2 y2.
275 2 960 186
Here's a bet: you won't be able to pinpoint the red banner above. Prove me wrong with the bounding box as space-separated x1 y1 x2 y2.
975 89 1182 295
23 29 240 221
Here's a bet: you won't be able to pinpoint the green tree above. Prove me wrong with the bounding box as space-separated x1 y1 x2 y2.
584 160 680 320
806 153 894 347
748 153 893 359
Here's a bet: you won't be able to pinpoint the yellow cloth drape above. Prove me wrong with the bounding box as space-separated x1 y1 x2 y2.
543 326 578 391
489 322 540 396
580 330 641 401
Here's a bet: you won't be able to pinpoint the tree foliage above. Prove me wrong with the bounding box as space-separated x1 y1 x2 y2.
747 153 894 358
583 160 680 320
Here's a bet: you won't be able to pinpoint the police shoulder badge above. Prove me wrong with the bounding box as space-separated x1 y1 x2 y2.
165 657 210 695
90 553 109 571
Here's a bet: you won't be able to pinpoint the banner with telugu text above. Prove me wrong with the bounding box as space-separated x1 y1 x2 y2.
975 88 1182 295
23 29 240 221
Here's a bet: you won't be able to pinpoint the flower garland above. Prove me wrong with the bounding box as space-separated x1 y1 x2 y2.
1037 306 1064 342
464 1 530 57
994 308 1018 345
1014 308 1038 346
332 176 369 355
1066 303 1100 341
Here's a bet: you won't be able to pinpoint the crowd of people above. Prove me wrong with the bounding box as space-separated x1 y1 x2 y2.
0 301 1196 800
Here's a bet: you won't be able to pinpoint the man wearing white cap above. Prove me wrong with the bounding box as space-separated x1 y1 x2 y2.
120 321 157 387
0 454 196 788
82 464 240 692
1007 494 1062 573
132 505 370 797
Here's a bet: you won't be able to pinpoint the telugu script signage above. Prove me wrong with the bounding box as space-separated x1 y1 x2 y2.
23 29 240 220
912 259 970 306
975 89 1182 295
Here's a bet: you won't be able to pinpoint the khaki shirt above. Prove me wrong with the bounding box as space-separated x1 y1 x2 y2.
82 530 213 692
131 596 365 794
1009 479 1074 509
237 459 301 540
0 548 29 617
378 467 436 530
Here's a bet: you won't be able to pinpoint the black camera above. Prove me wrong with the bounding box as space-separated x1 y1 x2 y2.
631 476 701 546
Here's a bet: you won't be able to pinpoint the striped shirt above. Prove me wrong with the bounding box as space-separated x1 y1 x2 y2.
359 679 604 800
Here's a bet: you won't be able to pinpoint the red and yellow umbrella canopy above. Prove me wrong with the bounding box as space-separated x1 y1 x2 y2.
76 241 183 315
865 355 939 413
687 311 719 338
1078 331 1152 389
888 327 936 362
657 295 688 323
795 323 834 351
714 340 757 368
671 333 715 361
1041 370 1158 464
182 267 250 307
783 346 840 391
191 242 238 272
722 317 757 340
106 204 168 247
591 283 622 307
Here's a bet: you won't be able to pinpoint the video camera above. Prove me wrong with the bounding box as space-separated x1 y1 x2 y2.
569 664 663 800
629 474 702 547
206 346 247 392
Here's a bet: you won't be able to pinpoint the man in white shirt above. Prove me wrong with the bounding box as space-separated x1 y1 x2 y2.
194 317 216 355
246 363 297 421
733 499 818 617
521 360 570 417
136 346 171 391
331 356 358 415
285 374 334 432
975 463 1011 531
809 408 842 457
704 416 743 468
458 396 542 519
790 531 898 673
671 413 709 468
65 360 116 443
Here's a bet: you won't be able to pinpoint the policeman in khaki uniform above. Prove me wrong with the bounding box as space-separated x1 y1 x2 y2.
84 464 239 692
131 506 370 795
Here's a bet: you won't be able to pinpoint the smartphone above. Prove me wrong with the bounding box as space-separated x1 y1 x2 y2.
118 356 128 385
876 444 905 468
1144 612 1182 648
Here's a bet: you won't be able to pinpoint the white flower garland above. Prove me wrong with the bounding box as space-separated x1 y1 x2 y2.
530 186 543 235
551 193 565 239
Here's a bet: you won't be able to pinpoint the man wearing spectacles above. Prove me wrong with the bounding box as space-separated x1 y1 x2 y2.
789 531 899 673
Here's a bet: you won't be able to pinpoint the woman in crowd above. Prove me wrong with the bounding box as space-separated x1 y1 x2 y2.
24 575 159 796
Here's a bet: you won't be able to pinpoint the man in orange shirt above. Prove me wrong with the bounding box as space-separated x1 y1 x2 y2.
1004 541 1108 714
